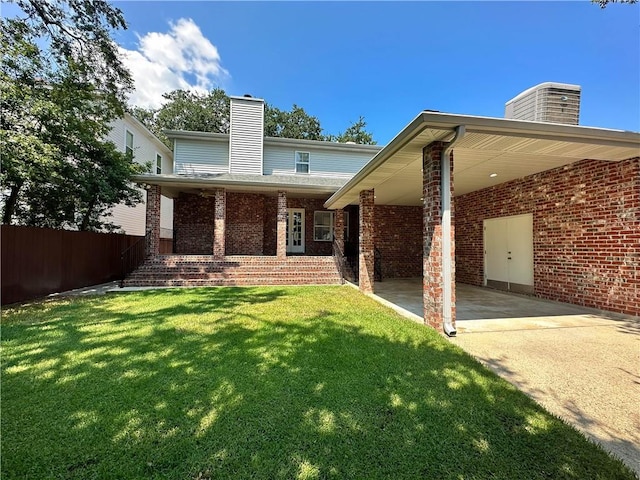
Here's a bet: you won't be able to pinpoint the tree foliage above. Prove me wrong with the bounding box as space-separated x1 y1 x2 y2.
1 0 144 231
326 116 377 145
131 89 230 148
593 0 637 7
264 103 324 140
134 89 377 146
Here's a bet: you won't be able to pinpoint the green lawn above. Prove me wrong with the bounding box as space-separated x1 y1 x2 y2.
1 286 635 479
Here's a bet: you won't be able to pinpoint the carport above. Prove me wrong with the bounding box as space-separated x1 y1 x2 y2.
325 111 640 333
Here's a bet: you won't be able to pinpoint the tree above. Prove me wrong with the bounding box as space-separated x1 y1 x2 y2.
1 0 141 230
326 116 377 145
134 89 230 148
264 103 324 140
593 0 637 7
133 88 376 146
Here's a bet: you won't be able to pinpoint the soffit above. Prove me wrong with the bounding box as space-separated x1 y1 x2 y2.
327 114 640 208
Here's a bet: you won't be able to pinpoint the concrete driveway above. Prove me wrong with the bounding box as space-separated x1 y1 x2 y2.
450 288 640 477
373 280 640 476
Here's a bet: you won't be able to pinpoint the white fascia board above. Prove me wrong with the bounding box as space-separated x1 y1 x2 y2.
324 110 640 210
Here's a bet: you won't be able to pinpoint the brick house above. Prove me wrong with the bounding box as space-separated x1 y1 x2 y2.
129 96 640 332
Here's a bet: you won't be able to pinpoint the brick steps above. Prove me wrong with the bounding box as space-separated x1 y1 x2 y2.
123 255 342 287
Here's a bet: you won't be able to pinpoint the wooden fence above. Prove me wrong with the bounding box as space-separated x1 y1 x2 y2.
1 225 172 305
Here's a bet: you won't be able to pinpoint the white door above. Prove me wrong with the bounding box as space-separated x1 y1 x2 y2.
484 213 533 293
286 209 305 253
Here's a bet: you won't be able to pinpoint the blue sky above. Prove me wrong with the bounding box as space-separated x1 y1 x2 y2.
7 1 640 143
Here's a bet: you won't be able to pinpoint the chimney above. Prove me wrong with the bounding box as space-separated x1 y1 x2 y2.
229 95 265 175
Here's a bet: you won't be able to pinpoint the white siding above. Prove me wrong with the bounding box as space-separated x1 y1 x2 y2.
104 116 174 236
174 139 229 174
263 146 373 178
108 190 173 238
229 98 263 175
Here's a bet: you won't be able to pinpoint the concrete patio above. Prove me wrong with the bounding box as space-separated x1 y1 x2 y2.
373 278 640 476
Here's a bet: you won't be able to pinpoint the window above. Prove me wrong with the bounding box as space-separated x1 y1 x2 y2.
295 151 310 174
314 211 334 241
156 153 162 174
125 130 134 157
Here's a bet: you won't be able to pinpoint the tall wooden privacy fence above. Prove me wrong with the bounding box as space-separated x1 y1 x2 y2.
1 226 173 305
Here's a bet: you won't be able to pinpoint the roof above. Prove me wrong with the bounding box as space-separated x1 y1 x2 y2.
324 111 640 209
133 172 347 199
124 113 173 159
164 129 382 154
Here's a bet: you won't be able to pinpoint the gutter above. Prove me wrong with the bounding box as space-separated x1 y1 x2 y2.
440 125 465 337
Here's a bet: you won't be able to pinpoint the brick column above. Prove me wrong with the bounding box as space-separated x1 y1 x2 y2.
213 188 226 259
276 191 287 259
145 184 161 259
359 190 375 293
334 209 345 253
423 142 455 331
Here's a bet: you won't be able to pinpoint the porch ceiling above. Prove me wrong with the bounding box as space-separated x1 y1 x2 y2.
325 112 640 208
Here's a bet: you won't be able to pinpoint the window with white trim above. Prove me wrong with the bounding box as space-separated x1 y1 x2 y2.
125 130 134 157
295 151 310 174
314 211 334 241
156 153 162 174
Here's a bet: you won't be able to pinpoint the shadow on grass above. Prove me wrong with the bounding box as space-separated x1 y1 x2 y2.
1 286 636 480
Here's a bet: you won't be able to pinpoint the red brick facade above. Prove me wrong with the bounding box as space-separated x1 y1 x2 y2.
455 157 640 316
174 193 215 254
359 189 375 293
422 143 456 330
174 192 336 257
145 185 161 258
374 206 422 278
213 189 226 258
226 192 265 255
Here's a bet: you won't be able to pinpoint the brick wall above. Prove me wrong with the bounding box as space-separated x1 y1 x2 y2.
374 205 422 278
174 193 214 254
173 192 335 257
263 197 277 256
455 157 640 315
226 192 265 255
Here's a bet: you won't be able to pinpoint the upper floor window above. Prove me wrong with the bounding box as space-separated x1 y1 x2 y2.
156 153 162 174
295 151 310 174
125 130 134 157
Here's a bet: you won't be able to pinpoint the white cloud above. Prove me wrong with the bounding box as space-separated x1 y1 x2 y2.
119 18 229 109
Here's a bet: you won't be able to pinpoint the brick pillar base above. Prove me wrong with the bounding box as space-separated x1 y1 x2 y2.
213 188 226 259
276 191 287 259
359 190 375 293
145 185 161 259
423 142 455 331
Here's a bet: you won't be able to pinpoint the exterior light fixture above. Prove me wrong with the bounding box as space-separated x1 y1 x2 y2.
489 173 498 178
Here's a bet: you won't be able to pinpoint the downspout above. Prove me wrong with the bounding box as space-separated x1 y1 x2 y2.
441 125 465 337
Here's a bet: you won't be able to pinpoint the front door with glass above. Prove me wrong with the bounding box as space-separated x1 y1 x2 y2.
286 209 305 253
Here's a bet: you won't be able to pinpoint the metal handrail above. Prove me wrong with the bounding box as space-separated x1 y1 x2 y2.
332 238 346 284
120 231 150 287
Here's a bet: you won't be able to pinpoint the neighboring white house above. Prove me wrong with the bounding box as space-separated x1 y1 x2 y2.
105 113 174 238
